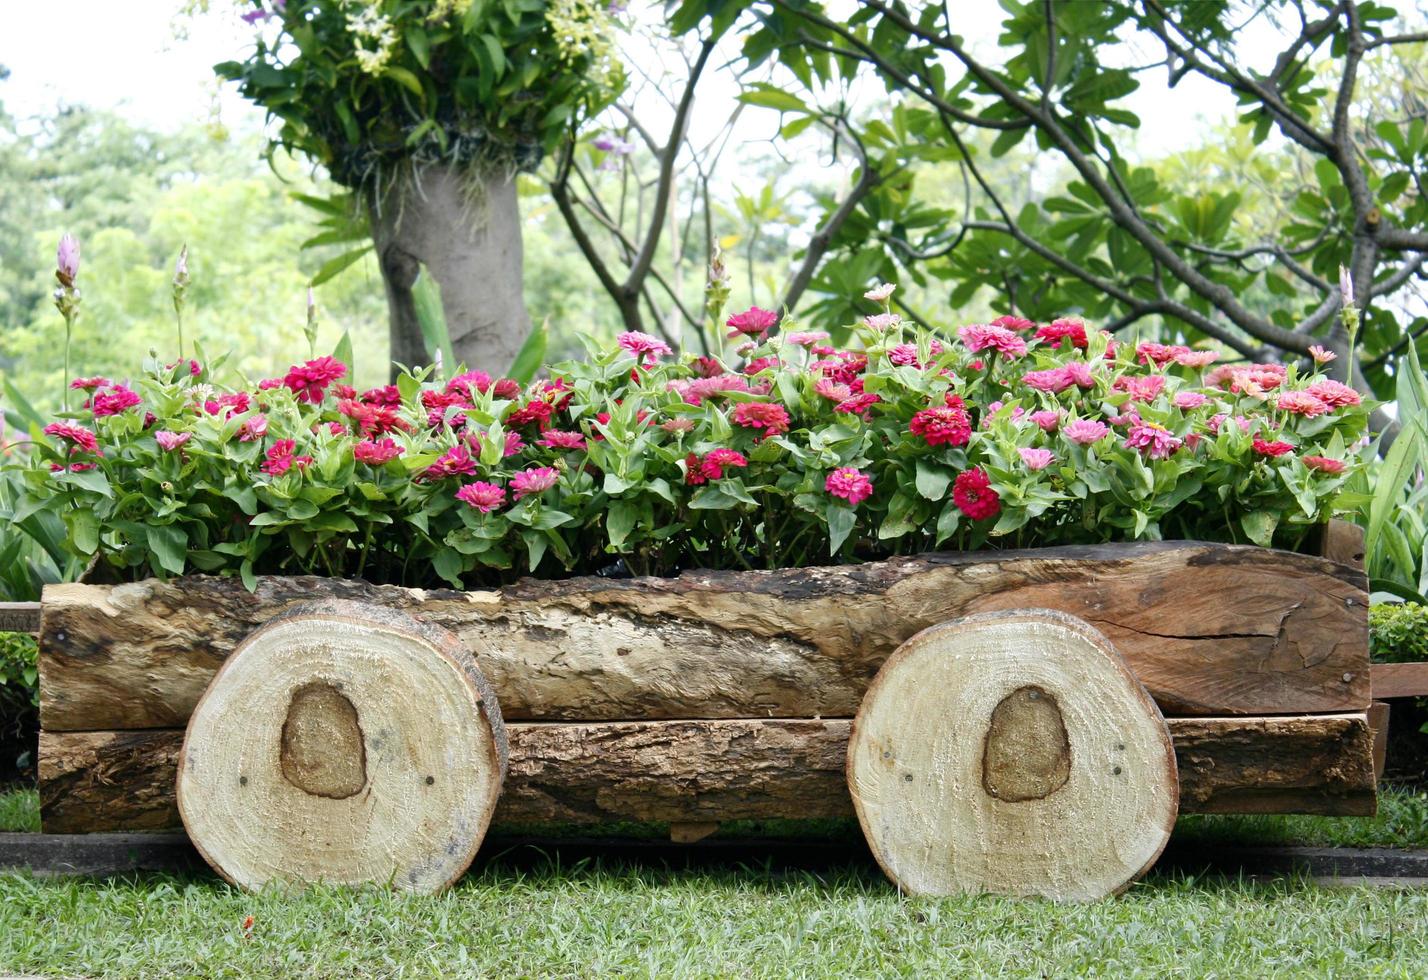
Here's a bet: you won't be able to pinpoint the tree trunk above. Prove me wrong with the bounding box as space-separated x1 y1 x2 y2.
369 164 531 378
848 611 1179 901
38 713 1377 834
176 600 507 893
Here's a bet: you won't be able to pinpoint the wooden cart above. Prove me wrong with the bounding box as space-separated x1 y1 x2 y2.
22 528 1398 900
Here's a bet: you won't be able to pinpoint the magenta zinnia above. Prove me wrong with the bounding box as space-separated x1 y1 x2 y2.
825 467 873 505
456 481 506 512
511 466 559 500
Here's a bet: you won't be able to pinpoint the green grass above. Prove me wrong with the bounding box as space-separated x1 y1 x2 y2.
0 787 38 833
3 786 1428 977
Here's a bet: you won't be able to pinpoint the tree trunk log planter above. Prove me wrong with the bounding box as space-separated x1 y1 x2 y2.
34 536 1375 900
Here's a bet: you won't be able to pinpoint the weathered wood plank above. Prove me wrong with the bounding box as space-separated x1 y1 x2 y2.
1371 662 1428 699
38 542 1369 730
0 601 41 635
1318 519 1366 569
38 713 1377 834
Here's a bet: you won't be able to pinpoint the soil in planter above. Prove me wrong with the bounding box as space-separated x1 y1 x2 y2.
1384 698 1428 787
0 693 37 786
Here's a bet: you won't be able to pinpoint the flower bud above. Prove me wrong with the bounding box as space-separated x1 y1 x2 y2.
56 234 80 287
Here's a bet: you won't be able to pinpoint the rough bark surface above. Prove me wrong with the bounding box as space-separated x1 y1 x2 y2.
370 164 530 377
177 601 507 893
848 611 1178 900
38 542 1369 731
38 713 1377 834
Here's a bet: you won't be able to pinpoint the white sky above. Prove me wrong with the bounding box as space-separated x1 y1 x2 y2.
0 0 1256 158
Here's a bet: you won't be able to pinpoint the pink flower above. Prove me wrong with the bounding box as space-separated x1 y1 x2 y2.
691 448 750 482
456 481 506 513
283 356 347 404
1174 350 1219 369
1137 342 1191 367
725 306 778 339
732 401 791 438
743 357 779 375
155 431 191 452
261 439 312 476
56 233 80 285
511 466 559 500
503 431 526 457
618 331 673 366
1022 367 1074 394
784 331 829 346
863 313 901 331
507 399 555 430
90 385 142 417
43 422 100 454
888 340 943 368
1060 360 1095 389
1124 422 1182 460
354 438 403 465
1114 374 1166 403
1030 410 1060 432
669 374 756 406
1062 419 1109 445
1034 319 1087 349
1307 379 1361 408
992 315 1036 332
1308 345 1337 364
835 392 882 416
814 379 853 403
1253 437 1295 457
362 384 402 409
864 282 896 302
661 417 696 434
1172 391 1208 410
539 430 587 450
1302 455 1346 474
909 404 971 447
69 376 112 391
425 445 478 480
953 468 1000 521
239 413 269 442
1019 447 1055 471
205 392 252 418
825 467 873 505
959 324 1027 357
1276 390 1330 417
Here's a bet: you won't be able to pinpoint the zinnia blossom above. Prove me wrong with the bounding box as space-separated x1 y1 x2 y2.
1253 438 1295 457
835 392 881 416
864 282 896 302
1019 447 1055 471
959 324 1027 357
362 384 402 408
1030 410 1060 432
1308 345 1337 364
424 444 478 480
282 356 347 403
239 414 269 442
1307 379 1361 408
1022 367 1074 394
354 438 403 465
43 422 100 454
69 376 111 391
455 481 506 513
539 430 587 450
617 331 673 366
1124 422 1182 460
688 448 749 484
1034 319 1087 349
90 385 142 417
909 405 971 447
725 306 778 340
1302 455 1346 474
1173 350 1219 369
732 401 791 438
155 431 190 452
1062 419 1109 445
1136 342 1192 367
825 467 873 505
1114 374 1166 403
784 331 829 346
953 468 1000 521
863 313 901 331
511 466 559 500
1172 391 1208 410
991 315 1035 332
1276 390 1330 417
261 439 312 476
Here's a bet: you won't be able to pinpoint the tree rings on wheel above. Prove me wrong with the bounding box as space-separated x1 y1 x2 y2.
176 600 507 893
847 609 1177 901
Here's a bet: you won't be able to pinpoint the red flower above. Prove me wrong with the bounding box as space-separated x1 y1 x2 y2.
456 481 506 512
1302 455 1346 474
422 389 471 429
507 399 555 429
69 376 112 391
835 392 881 416
1252 437 1295 457
261 439 312 476
683 451 708 485
424 445 478 480
1306 379 1361 408
726 306 778 339
1034 319 1087 349
825 467 874 505
538 430 587 450
43 422 100 454
446 370 493 401
90 384 142 417
354 438 403 465
991 314 1036 332
694 448 749 481
743 357 779 375
361 385 401 409
909 405 971 447
338 398 406 436
732 401 791 438
282 356 347 403
953 468 1001 521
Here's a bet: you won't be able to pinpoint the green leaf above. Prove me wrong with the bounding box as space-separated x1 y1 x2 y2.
146 523 188 575
1367 421 1422 561
826 504 856 555
383 65 426 98
432 548 465 588
914 460 952 501
509 319 548 384
309 246 371 286
333 331 355 378
67 508 99 555
606 500 637 549
412 265 457 375
1240 510 1279 548
737 85 808 113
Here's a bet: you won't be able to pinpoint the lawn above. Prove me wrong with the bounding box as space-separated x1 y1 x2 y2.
2 788 1428 977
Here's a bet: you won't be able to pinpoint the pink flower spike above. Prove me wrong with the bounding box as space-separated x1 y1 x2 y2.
1019 447 1055 471
456 481 507 513
155 431 191 452
825 467 873 506
510 466 559 500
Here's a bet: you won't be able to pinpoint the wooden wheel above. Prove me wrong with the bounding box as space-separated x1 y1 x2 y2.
847 609 1177 901
176 600 507 893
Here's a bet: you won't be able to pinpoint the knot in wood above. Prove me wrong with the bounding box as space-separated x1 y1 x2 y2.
279 682 367 799
981 684 1072 803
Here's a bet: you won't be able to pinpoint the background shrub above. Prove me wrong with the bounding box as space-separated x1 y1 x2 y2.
1370 603 1428 664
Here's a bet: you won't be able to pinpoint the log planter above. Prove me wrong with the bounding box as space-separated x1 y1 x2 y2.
35 534 1376 900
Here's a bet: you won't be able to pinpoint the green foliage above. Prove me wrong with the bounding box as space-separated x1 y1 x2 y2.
1369 602 1428 663
14 295 1369 590
216 0 625 190
0 633 37 709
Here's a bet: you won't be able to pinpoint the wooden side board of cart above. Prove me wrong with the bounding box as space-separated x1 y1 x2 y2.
11 522 1421 900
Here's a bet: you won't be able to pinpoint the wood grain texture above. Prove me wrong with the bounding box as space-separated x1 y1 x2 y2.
1370 662 1428 699
38 713 1377 834
176 601 508 893
848 611 1178 900
38 541 1369 730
